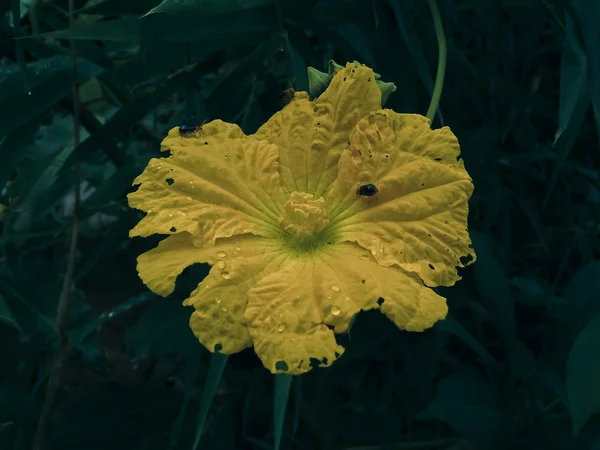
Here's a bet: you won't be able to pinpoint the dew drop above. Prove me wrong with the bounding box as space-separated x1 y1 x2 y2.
235 246 241 251
330 285 340 292
217 261 225 269
221 272 231 280
189 181 194 184
221 306 228 312
360 255 370 261
168 214 173 218
158 165 162 169
216 298 222 303
277 323 285 332
345 296 350 302
186 196 192 201
331 305 341 316
217 251 226 258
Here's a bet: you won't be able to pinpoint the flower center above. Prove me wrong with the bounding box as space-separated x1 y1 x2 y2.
279 191 330 250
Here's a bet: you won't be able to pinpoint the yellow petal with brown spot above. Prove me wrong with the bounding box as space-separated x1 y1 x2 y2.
326 110 476 287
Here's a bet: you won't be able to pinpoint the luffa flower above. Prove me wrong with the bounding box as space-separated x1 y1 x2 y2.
128 62 476 375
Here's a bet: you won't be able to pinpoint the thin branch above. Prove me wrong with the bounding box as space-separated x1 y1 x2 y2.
31 0 81 449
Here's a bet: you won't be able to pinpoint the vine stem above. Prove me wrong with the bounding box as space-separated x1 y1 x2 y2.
31 0 81 448
425 0 447 123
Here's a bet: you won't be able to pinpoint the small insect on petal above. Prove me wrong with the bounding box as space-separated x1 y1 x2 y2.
356 183 379 197
179 125 203 137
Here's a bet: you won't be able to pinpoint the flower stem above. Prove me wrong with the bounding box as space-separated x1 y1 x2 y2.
425 0 447 123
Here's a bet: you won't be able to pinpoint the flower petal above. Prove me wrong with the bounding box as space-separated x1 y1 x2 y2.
136 232 207 297
244 241 447 375
326 111 476 287
254 63 382 198
128 120 286 246
184 235 282 354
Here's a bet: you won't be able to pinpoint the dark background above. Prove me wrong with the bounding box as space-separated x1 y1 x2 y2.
1 0 599 449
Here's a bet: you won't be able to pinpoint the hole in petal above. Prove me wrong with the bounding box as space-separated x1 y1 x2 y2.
377 297 384 306
170 226 177 232
214 343 223 352
361 279 366 284
434 157 442 161
460 254 474 265
166 178 174 185
429 263 435 270
275 360 289 371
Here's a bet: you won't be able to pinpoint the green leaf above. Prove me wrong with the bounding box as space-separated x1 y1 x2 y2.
0 294 20 333
36 17 142 41
570 0 600 146
125 300 197 359
545 11 591 205
555 11 588 143
564 261 600 316
144 0 273 15
192 351 229 450
0 56 104 136
418 372 507 445
273 374 293 450
436 315 500 368
471 231 517 349
566 319 600 435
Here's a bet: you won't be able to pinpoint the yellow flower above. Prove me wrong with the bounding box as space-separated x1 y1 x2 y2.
128 62 476 375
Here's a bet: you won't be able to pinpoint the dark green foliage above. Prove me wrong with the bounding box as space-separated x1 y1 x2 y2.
0 0 599 449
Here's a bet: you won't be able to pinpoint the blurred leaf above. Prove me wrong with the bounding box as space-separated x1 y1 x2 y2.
139 5 277 43
145 0 272 15
554 11 588 143
125 300 196 359
436 315 500 368
0 294 20 332
0 56 104 137
38 17 142 41
192 351 229 450
274 374 293 450
570 0 600 145
471 231 517 349
564 261 600 313
53 382 184 449
418 372 507 445
545 11 590 205
566 319 600 435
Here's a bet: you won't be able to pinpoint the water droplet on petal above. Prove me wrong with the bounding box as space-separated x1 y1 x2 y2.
277 323 285 332
217 251 226 258
331 305 341 316
330 285 340 292
186 196 192 201
216 298 222 303
360 255 370 261
217 261 225 269
158 165 162 169
221 306 228 312
168 214 173 218
221 272 231 280
235 247 242 251
345 296 351 302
